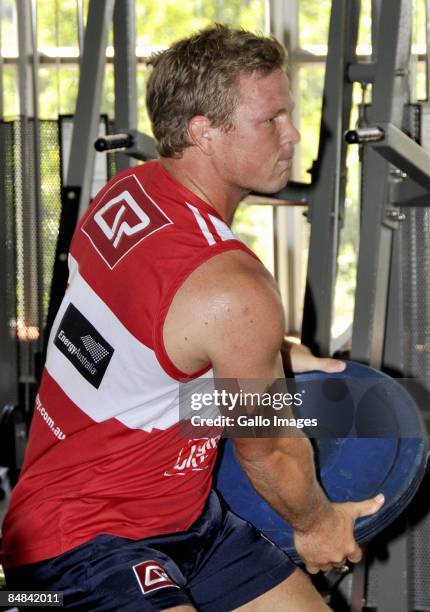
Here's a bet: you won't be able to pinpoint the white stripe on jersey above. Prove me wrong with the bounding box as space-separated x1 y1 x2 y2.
209 214 235 241
67 253 79 285
186 203 216 245
46 271 213 431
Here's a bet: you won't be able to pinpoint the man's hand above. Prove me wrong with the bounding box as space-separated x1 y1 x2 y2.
294 494 385 574
282 339 346 374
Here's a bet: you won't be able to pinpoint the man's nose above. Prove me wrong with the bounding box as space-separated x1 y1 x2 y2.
280 118 300 147
287 119 300 145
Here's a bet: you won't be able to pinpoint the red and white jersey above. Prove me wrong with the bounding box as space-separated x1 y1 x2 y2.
2 160 257 567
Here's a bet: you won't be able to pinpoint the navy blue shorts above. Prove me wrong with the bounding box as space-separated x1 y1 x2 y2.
5 490 296 611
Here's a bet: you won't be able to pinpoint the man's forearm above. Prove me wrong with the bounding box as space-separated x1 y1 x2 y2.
234 437 331 533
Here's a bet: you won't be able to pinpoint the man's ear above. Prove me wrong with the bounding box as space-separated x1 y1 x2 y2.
187 115 215 155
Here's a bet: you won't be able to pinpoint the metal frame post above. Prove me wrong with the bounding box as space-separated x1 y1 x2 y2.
17 0 32 117
301 0 360 355
371 0 382 58
0 123 18 409
16 0 43 413
113 0 137 172
269 0 304 336
29 0 43 339
44 0 115 357
65 0 115 217
382 229 403 372
76 0 84 57
351 0 412 367
369 522 410 612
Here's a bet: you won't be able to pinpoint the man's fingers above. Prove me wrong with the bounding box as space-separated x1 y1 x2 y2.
354 493 385 518
347 545 362 564
300 494 384 578
313 357 346 373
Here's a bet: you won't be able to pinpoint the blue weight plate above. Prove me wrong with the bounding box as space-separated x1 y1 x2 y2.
214 361 428 565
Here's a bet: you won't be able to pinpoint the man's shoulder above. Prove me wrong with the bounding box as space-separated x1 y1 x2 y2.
181 248 278 302
163 248 284 376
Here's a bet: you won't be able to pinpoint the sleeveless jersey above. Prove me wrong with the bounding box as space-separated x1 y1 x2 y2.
1 160 256 567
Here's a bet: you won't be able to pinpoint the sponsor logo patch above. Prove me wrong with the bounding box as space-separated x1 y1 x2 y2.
54 304 114 388
164 436 220 476
82 174 172 269
133 560 179 594
80 334 110 363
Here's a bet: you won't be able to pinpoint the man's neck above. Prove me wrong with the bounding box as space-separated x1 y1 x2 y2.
160 155 248 226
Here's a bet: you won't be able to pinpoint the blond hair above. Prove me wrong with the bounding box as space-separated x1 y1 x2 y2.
146 24 286 158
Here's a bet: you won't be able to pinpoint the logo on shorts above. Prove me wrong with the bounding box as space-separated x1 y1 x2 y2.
82 174 172 269
133 560 179 594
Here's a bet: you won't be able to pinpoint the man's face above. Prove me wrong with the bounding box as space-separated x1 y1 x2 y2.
211 69 300 195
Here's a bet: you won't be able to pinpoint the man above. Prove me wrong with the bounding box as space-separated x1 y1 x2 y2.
2 25 383 610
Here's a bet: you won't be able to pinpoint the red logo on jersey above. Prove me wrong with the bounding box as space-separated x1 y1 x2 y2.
133 560 179 594
164 436 220 476
82 174 172 268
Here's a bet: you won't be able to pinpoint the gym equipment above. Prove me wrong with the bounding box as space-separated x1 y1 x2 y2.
0 405 26 486
214 361 428 564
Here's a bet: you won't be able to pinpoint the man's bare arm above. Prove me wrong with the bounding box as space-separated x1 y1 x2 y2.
281 339 346 375
164 250 384 572
233 437 330 534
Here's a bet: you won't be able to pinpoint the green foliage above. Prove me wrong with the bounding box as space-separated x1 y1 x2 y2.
37 0 79 48
137 66 152 135
135 0 265 47
232 203 274 272
2 67 18 117
100 64 115 118
1 0 18 56
299 0 331 48
32 0 265 123
357 0 371 51
413 0 426 48
297 65 324 183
